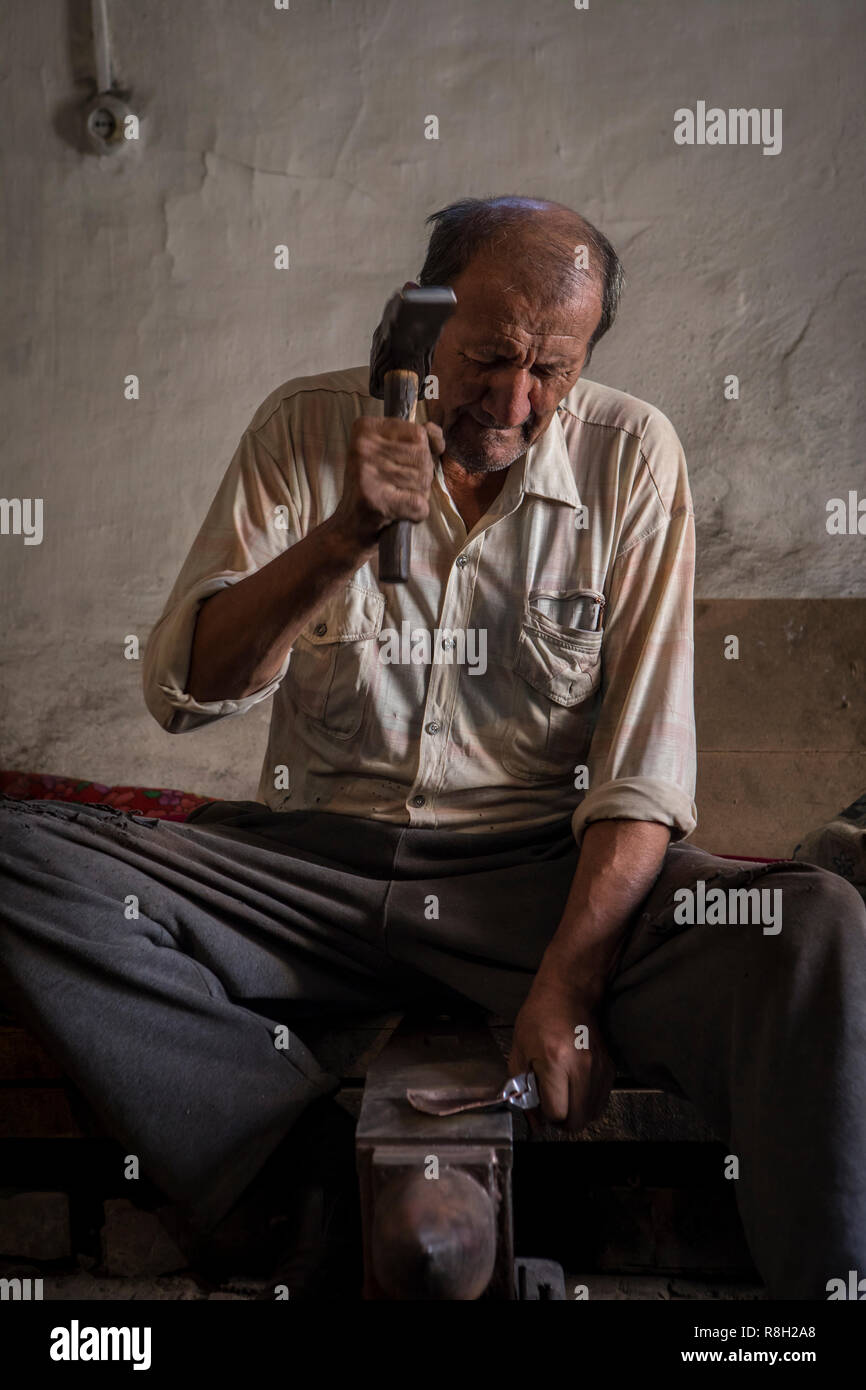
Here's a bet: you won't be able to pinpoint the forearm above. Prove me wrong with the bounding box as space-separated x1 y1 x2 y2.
535 819 672 1007
187 517 377 702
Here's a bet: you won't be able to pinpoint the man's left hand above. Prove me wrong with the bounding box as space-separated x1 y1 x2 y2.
507 977 617 1135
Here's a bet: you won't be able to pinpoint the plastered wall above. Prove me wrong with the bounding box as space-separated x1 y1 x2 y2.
1 0 862 797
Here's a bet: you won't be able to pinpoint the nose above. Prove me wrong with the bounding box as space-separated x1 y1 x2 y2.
479 368 535 428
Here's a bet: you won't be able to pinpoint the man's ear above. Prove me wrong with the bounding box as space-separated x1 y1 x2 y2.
402 280 420 292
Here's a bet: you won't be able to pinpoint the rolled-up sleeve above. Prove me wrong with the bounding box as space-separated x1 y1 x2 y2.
571 416 697 848
143 426 302 734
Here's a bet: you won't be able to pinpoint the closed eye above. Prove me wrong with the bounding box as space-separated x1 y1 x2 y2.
460 352 503 367
460 352 567 377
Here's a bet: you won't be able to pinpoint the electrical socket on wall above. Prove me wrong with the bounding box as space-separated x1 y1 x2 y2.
85 92 134 155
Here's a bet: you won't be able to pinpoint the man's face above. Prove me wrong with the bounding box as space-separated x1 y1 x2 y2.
424 252 602 474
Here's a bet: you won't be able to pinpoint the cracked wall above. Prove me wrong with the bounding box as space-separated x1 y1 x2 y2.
0 0 862 794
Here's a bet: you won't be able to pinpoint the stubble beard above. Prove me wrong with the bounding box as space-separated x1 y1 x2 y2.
444 414 535 475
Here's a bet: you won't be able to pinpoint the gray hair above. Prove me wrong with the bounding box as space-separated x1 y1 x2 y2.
417 195 624 365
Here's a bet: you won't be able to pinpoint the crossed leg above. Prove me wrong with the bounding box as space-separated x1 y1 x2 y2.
0 797 430 1233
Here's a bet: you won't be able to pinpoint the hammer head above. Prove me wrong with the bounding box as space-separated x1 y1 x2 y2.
369 286 457 400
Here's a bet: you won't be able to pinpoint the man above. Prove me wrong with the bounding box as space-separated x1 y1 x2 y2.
1 197 864 1301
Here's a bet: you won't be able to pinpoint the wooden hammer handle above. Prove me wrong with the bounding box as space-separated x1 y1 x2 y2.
378 368 420 583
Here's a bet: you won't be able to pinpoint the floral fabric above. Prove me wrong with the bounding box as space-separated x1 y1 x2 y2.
0 771 209 822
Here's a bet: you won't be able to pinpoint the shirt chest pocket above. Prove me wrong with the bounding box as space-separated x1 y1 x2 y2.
289 582 384 738
501 608 603 781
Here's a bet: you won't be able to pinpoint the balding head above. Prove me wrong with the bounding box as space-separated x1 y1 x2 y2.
417 195 623 364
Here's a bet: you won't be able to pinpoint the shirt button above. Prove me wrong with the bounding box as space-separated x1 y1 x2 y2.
313 622 327 636
425 721 441 735
441 637 455 650
456 555 468 568
410 795 426 807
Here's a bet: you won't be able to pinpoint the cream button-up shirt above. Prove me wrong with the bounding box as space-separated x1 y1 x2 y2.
143 366 697 847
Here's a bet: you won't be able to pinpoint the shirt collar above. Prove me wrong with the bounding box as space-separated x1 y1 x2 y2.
518 405 582 509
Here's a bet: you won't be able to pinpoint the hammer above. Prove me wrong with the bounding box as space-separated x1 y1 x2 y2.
369 286 457 582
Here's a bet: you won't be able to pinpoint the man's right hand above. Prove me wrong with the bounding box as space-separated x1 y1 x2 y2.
185 417 444 704
331 417 446 551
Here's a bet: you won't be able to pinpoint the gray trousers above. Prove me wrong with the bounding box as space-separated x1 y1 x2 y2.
1 793 864 1300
